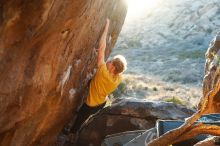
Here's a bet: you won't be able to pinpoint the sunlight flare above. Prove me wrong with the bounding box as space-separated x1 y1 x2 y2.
126 0 160 18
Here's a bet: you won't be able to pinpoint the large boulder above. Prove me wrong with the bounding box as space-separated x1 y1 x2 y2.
0 0 127 145
201 32 220 113
76 98 194 146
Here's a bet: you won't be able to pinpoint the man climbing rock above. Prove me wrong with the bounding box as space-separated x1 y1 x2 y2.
68 19 127 142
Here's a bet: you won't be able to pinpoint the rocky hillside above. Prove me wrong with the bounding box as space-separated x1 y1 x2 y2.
0 0 127 145
115 0 220 83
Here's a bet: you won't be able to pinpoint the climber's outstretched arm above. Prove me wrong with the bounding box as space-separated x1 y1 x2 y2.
97 19 110 67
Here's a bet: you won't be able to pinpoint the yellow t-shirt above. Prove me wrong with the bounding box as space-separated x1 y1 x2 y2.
85 64 121 107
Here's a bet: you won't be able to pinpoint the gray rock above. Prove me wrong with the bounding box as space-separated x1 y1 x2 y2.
76 98 194 146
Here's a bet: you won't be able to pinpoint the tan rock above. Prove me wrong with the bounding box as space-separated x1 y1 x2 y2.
194 136 216 146
200 32 220 113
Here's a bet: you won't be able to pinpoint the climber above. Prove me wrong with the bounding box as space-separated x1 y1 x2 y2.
68 18 127 141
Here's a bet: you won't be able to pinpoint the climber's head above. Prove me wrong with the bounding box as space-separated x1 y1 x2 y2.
106 55 127 75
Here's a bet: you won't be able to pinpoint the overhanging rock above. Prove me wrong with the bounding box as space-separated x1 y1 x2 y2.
0 0 127 145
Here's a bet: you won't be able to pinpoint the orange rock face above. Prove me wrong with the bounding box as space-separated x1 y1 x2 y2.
201 32 220 113
0 0 127 145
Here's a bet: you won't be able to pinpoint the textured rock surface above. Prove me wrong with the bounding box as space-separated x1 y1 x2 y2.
76 98 194 146
0 0 127 145
201 32 220 113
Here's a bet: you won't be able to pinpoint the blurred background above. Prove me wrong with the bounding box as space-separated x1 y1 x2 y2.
110 0 220 108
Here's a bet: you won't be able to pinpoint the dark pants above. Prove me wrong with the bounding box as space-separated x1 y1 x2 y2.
70 102 106 133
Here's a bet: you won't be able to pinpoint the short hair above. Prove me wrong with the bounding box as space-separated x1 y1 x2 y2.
112 55 127 74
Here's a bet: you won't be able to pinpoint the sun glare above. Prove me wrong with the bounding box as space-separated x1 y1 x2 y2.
126 0 159 19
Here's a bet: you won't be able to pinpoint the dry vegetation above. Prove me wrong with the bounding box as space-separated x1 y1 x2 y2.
146 80 220 146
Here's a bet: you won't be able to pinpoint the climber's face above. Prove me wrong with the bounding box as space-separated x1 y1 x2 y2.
106 60 115 74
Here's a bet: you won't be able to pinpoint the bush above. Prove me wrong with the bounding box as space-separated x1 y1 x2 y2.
177 50 205 60
164 96 185 106
153 87 158 91
112 82 127 98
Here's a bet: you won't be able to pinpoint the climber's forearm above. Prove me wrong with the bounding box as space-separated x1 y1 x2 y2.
97 19 109 66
